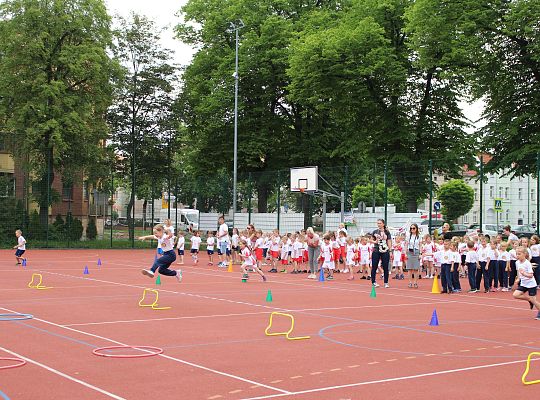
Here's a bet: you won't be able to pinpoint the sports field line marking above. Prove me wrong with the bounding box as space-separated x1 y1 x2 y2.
239 356 540 400
310 372 322 375
347 365 360 368
0 390 9 400
63 311 271 327
0 346 125 400
0 306 291 395
229 390 243 394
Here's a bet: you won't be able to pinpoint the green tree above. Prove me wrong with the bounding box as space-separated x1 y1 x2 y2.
108 13 179 241
407 0 540 175
287 0 476 212
0 0 116 224
177 0 348 212
437 179 474 222
351 183 405 212
86 217 97 240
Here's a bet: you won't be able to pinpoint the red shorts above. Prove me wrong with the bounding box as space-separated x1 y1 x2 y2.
270 250 279 258
281 259 288 265
340 246 346 258
333 248 341 262
255 248 263 261
304 250 309 261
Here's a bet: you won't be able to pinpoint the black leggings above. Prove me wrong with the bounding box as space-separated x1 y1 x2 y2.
151 250 177 276
371 251 390 284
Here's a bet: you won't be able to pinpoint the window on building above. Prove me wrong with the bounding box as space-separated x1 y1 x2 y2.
463 214 468 223
498 187 503 199
474 189 478 201
473 211 478 223
505 187 509 199
83 181 89 201
489 186 494 199
62 181 73 201
505 209 510 222
518 188 523 200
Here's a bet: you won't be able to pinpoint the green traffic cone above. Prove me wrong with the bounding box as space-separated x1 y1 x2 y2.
370 285 376 298
266 289 273 302
156 275 161 285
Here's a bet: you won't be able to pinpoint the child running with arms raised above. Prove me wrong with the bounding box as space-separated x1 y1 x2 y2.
239 240 267 282
512 246 540 320
14 230 27 265
139 225 182 283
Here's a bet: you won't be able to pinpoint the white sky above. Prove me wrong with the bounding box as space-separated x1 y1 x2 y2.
105 0 485 130
105 0 195 67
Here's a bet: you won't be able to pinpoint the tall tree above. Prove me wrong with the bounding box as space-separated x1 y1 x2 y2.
0 0 115 224
407 0 540 176
176 0 349 212
287 0 476 211
108 13 179 242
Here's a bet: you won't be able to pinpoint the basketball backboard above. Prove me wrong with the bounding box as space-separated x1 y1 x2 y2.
290 166 318 192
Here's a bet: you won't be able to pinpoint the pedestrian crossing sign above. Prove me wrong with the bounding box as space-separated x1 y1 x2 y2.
494 198 503 212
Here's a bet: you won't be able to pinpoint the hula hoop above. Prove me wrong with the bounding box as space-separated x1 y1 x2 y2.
0 313 33 321
92 345 163 358
0 358 26 370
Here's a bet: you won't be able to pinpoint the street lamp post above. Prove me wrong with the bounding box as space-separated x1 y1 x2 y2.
230 20 244 229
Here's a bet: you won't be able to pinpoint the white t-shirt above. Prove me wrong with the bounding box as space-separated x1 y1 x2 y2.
191 236 201 250
18 236 26 251
498 250 509 262
293 240 303 259
218 223 229 243
164 225 175 235
320 243 333 262
465 250 478 263
241 247 255 265
207 237 215 250
477 245 489 262
231 233 239 247
440 249 453 265
176 236 185 250
458 242 467 255
517 259 537 288
530 244 540 258
159 235 174 252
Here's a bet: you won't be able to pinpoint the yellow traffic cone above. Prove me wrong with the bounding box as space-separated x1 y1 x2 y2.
431 275 441 294
227 261 233 273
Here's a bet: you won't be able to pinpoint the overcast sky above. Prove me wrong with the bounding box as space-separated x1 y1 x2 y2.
105 0 484 130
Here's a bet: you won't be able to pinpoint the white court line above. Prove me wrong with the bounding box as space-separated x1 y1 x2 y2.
0 345 125 400
0 306 290 395
64 303 441 327
239 356 540 400
64 311 271 327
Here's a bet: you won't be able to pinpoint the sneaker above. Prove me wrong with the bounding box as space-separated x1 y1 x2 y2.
372 282 380 288
262 275 267 282
175 269 183 283
360 276 367 280
343 268 349 274
326 276 334 280
408 283 413 288
536 312 540 320
452 289 459 293
308 273 316 279
467 289 476 293
384 283 390 288
501 288 509 292
280 269 287 273
142 269 155 278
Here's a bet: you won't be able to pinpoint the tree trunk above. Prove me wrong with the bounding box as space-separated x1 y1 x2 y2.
142 198 148 231
257 183 269 213
394 168 421 213
39 147 54 227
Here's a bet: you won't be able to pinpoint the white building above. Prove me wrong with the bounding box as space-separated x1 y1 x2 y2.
424 156 538 227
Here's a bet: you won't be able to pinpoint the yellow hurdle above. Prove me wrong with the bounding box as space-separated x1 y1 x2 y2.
265 312 310 341
522 352 540 385
138 288 171 310
28 273 53 290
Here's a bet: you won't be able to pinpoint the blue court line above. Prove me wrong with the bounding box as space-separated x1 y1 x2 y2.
0 390 10 400
14 321 97 349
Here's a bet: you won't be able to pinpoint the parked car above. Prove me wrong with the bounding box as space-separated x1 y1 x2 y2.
420 219 444 235
467 224 503 239
511 224 538 239
448 223 468 237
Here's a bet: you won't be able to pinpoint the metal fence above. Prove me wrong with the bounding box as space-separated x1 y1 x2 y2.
1 156 539 248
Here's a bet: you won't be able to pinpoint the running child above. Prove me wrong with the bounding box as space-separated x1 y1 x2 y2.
238 240 267 282
512 246 540 320
14 229 26 265
190 231 201 264
139 225 182 282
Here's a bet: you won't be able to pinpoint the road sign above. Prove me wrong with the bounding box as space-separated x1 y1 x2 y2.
494 198 503 212
433 201 442 211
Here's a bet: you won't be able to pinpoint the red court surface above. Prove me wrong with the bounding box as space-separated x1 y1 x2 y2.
1 249 539 399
